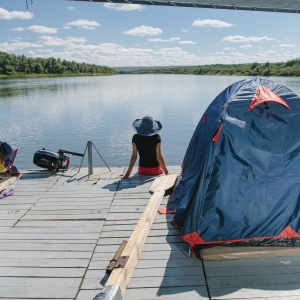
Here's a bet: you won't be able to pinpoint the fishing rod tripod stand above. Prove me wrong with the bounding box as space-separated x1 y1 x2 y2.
77 141 111 175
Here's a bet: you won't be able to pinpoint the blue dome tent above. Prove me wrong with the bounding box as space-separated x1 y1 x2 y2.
167 77 300 252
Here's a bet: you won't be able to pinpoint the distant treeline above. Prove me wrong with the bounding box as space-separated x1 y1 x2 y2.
0 51 117 76
118 59 300 77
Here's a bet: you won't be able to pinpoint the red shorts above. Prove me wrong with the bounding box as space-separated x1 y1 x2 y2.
138 165 163 176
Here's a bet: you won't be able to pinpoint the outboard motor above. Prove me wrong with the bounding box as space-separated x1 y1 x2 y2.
33 149 70 170
33 148 84 171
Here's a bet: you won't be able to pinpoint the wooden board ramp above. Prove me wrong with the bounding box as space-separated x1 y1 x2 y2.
149 174 177 196
93 174 176 299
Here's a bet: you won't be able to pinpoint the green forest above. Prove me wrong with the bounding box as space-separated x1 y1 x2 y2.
2 51 300 77
118 59 300 77
0 51 117 77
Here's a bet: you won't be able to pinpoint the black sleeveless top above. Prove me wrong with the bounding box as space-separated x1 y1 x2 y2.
132 134 161 167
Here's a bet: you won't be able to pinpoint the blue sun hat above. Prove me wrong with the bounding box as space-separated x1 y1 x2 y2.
132 116 162 136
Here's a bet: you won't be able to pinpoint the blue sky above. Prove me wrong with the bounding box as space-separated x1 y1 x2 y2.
1 0 300 67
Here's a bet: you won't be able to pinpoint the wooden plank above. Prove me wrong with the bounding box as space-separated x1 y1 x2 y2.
123 286 209 300
80 278 104 290
21 214 107 220
7 226 103 234
0 267 85 277
139 250 190 260
104 220 146 226
86 260 110 270
0 233 99 240
100 231 132 238
0 177 17 191
0 242 94 251
131 266 203 278
124 258 202 269
25 209 109 215
0 220 17 227
210 286 300 300
0 209 27 215
0 204 33 210
102 224 136 232
108 206 146 214
0 197 42 204
205 264 300 277
127 275 206 288
201 246 300 260
32 203 111 209
0 239 97 244
31 203 111 209
100 228 179 238
15 220 104 227
149 174 177 195
203 256 300 268
0 277 82 287
0 250 93 259
0 258 89 267
102 176 176 295
105 213 143 221
0 286 78 299
76 289 101 300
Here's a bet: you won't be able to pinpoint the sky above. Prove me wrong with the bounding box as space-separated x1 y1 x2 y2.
1 0 300 67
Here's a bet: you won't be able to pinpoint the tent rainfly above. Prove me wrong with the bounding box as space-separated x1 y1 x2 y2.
165 77 300 255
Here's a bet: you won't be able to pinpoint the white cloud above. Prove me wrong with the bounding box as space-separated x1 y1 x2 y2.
36 49 55 53
27 25 58 34
103 3 143 11
223 35 277 43
148 37 180 42
39 35 87 47
11 27 25 32
179 40 196 45
193 19 234 28
263 50 277 54
0 41 43 52
66 19 100 30
240 44 253 49
66 37 88 44
68 6 76 10
272 43 295 48
0 7 33 20
123 25 162 36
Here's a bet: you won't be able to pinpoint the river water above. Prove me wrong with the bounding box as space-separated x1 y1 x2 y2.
1 74 300 171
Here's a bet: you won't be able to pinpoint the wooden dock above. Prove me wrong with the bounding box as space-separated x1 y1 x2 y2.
1 167 300 299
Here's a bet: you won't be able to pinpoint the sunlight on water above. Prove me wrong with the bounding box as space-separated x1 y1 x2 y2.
1 75 300 171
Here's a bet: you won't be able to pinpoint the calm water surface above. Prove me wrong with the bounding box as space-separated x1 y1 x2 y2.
1 74 300 171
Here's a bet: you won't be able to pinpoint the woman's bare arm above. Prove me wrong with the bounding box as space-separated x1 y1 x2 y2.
156 143 169 175
123 143 137 178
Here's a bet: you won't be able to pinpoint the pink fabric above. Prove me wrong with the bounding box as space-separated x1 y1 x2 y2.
138 165 163 176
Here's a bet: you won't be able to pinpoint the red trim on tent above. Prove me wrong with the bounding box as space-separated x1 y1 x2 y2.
180 231 205 246
248 85 291 111
212 124 223 143
159 207 176 214
278 226 300 238
180 229 300 246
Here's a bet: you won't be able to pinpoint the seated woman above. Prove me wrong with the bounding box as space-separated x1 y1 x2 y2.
123 116 169 178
